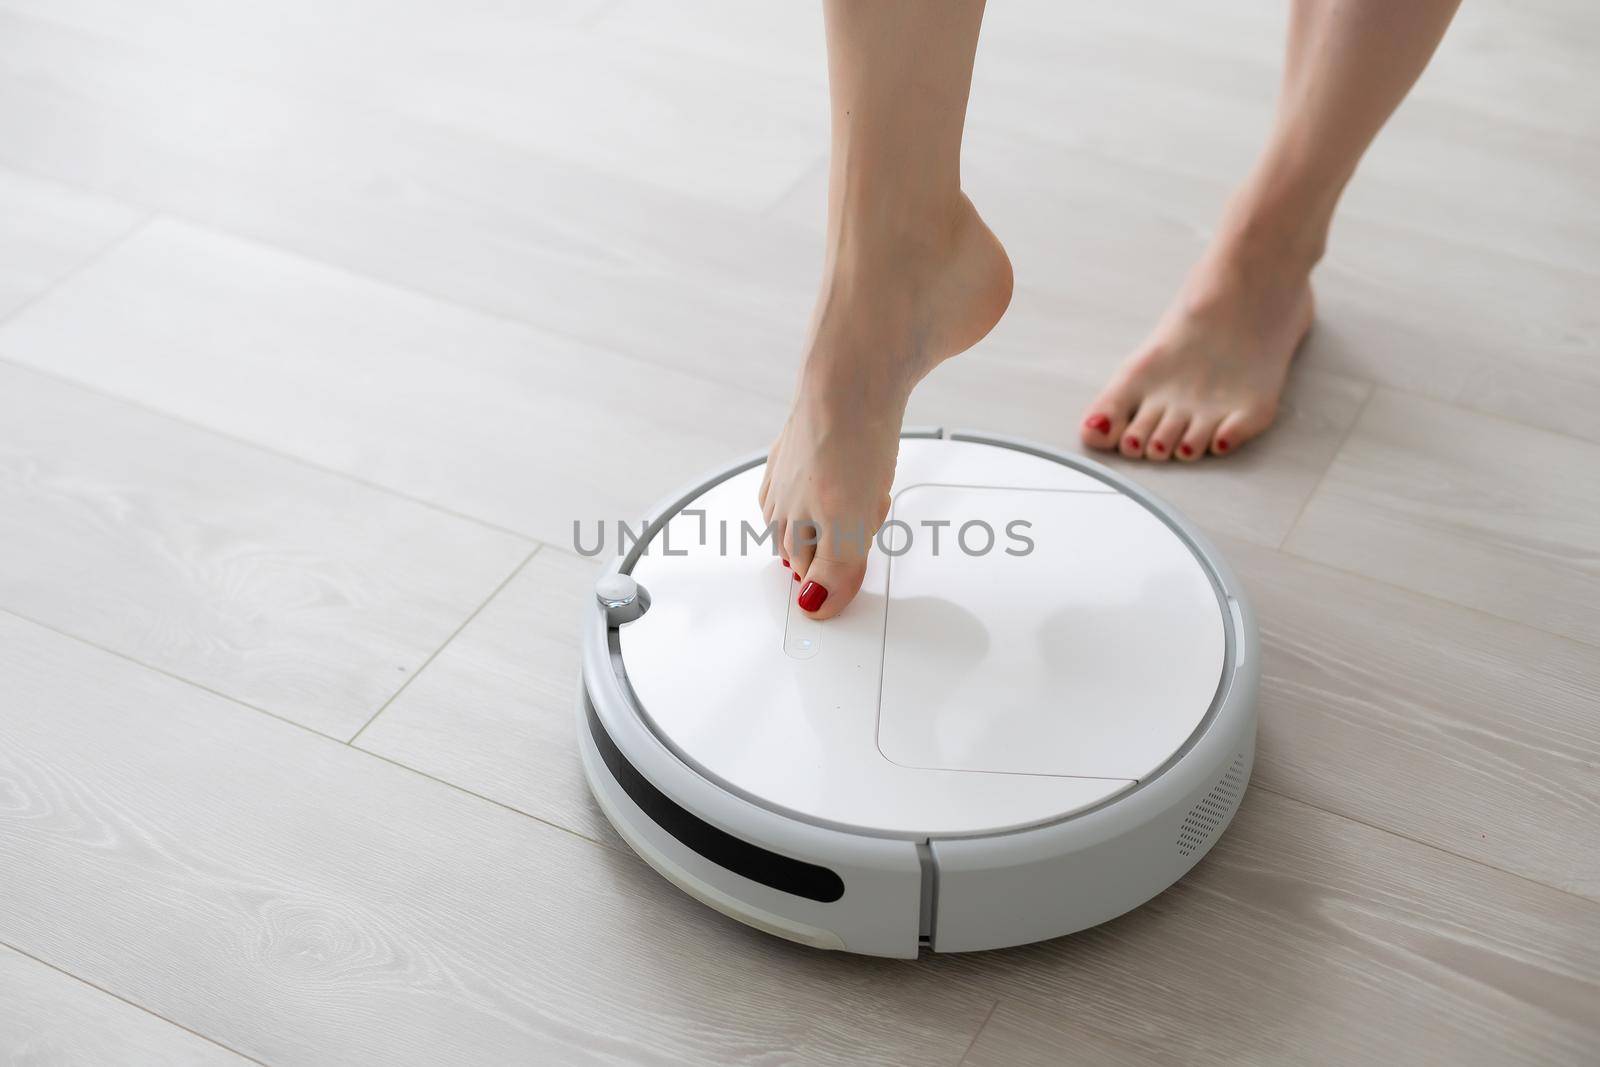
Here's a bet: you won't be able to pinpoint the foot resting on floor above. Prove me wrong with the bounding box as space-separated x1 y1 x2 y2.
1080 233 1315 462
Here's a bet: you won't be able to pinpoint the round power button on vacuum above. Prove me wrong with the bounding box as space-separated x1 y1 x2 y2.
596 574 649 626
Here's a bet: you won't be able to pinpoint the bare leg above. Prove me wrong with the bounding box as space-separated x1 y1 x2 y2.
761 0 1012 618
1080 0 1461 461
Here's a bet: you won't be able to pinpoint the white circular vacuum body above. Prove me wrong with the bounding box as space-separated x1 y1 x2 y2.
578 431 1258 958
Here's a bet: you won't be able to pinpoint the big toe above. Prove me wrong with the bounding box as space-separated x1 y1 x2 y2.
1080 385 1134 452
796 554 868 621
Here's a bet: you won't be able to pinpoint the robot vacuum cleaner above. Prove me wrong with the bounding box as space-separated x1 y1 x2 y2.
578 430 1257 958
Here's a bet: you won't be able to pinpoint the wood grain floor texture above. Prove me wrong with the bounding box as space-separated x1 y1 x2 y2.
0 1 1595 1064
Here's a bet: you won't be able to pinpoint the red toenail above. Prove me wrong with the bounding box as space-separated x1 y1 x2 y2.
1085 414 1111 434
798 581 828 613
1152 441 1165 454
1179 443 1194 457
1125 435 1140 450
782 559 789 568
1216 438 1230 452
793 571 800 582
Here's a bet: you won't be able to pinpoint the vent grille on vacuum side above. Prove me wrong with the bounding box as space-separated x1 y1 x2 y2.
1177 753 1246 858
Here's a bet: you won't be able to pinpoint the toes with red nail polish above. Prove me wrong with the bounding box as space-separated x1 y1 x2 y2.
1151 441 1165 455
1216 438 1230 453
1179 443 1193 457
1084 413 1112 434
1124 435 1140 451
798 581 828 613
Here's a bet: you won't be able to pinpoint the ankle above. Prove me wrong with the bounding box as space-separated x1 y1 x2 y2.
824 197 966 283
1214 200 1326 280
1194 187 1325 312
1183 222 1318 326
1212 158 1338 283
803 191 1009 394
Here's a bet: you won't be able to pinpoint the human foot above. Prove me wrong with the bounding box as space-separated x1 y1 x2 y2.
1080 236 1315 462
759 195 1012 619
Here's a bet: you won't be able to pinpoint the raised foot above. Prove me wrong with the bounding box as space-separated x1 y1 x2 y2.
760 194 1013 619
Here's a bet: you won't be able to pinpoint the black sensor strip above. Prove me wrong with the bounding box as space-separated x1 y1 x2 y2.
586 704 845 904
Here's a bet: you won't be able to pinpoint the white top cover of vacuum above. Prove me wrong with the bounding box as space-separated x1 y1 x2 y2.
621 439 1225 838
